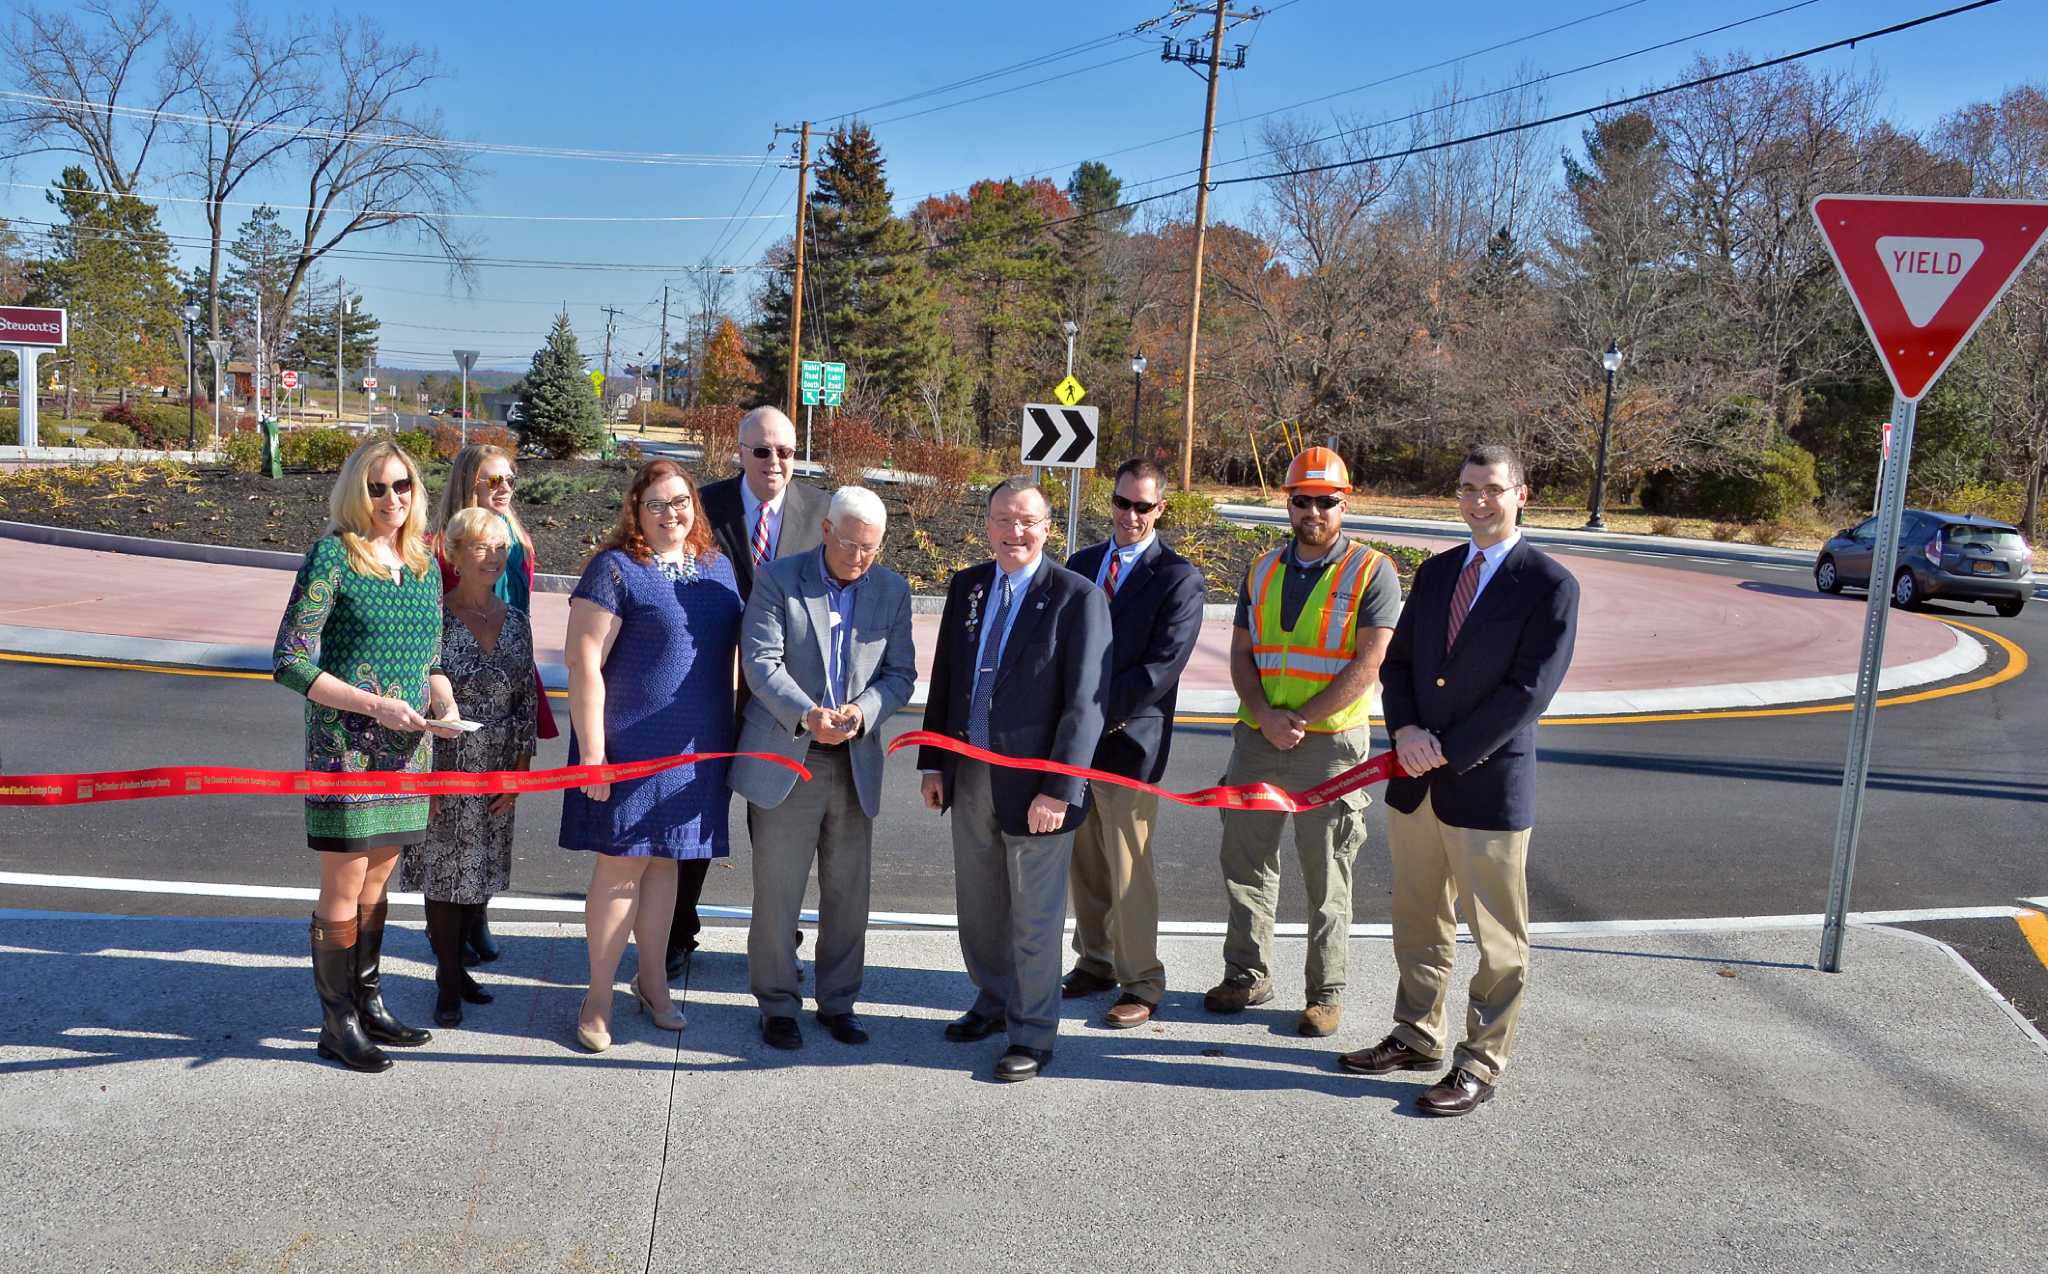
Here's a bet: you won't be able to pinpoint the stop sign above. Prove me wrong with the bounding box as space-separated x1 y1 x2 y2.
279 370 299 391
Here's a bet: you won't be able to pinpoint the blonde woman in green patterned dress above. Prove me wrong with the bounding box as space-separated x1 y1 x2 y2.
273 437 462 1073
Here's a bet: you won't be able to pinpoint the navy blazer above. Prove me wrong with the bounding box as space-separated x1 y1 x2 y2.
698 474 830 603
916 558 1112 837
1380 537 1578 831
1065 538 1206 783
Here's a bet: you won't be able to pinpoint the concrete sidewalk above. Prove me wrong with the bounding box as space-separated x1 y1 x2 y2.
1 914 2041 1271
0 531 1989 716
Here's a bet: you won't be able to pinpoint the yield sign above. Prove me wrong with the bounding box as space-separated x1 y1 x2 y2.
1811 194 2048 401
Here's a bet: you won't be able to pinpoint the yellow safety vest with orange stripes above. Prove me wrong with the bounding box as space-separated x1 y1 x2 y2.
1235 541 1387 734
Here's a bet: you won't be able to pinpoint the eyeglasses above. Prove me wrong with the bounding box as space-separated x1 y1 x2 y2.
1289 494 1341 511
832 537 883 559
478 473 515 490
366 477 414 498
1455 484 1514 501
643 498 692 517
1111 494 1162 514
748 445 796 461
991 515 1049 532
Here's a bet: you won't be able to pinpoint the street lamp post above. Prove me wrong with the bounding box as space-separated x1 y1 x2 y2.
1586 339 1623 530
182 304 199 451
1129 353 1146 456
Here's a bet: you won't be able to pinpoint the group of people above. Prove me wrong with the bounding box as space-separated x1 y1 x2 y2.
272 404 1577 1116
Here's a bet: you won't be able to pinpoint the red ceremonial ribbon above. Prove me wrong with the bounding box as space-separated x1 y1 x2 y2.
0 751 810 809
887 730 1402 814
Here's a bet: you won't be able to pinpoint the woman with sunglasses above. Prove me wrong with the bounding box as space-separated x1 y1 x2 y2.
433 442 559 964
559 459 742 1052
273 437 461 1073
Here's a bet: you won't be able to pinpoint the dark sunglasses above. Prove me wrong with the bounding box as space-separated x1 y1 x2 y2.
367 477 414 498
1110 494 1161 514
749 445 796 461
1290 494 1341 511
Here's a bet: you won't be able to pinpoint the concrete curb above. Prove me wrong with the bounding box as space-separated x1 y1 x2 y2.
0 444 224 465
1216 503 1818 566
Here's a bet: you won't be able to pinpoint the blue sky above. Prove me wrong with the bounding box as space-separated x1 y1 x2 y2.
5 0 2042 375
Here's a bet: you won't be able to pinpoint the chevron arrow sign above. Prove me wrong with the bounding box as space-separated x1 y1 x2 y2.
1020 403 1098 469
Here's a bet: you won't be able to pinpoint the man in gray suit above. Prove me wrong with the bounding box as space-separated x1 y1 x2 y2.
731 485 917 1050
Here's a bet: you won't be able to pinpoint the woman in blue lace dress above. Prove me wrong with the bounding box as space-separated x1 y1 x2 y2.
560 459 742 1051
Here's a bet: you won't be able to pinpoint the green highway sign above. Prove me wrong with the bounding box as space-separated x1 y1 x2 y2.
822 362 845 391
823 389 843 406
800 360 823 389
801 386 820 405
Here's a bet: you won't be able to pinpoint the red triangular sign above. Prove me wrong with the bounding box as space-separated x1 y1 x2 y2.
1811 194 2048 401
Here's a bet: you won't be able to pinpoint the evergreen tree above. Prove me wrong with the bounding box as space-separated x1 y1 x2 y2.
28 166 182 395
281 278 381 391
519 312 604 457
752 122 949 420
219 207 297 380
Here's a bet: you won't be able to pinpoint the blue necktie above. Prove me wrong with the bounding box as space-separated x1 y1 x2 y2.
966 576 1015 748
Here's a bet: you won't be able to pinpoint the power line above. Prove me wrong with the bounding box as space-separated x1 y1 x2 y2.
0 180 787 225
869 49 1159 128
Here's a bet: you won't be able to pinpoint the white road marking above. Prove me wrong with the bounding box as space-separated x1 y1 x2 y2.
0 871 2034 935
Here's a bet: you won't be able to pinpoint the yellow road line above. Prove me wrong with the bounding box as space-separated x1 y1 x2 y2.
2 616 2026 726
2017 911 2048 973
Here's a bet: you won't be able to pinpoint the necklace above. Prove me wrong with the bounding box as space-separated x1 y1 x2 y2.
655 550 700 583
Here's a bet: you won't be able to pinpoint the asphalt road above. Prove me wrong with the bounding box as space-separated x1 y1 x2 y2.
3 542 2044 1025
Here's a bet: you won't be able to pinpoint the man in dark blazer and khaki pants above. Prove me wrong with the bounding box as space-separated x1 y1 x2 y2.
920 478 1110 1082
1060 459 1205 1027
1342 442 1578 1117
669 405 831 981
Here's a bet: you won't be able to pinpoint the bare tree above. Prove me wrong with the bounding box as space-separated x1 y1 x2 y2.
271 16 480 330
0 0 186 194
168 5 318 339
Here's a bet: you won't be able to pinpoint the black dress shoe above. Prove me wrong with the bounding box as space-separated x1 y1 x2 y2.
1338 1033 1440 1075
943 1009 1004 1042
816 1012 869 1045
1060 967 1118 998
993 1045 1051 1082
1416 1066 1495 1117
761 1015 803 1050
664 944 694 984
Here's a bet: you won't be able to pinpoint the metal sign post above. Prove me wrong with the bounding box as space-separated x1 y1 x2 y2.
205 338 229 445
453 349 479 444
1809 193 2048 972
0 306 68 446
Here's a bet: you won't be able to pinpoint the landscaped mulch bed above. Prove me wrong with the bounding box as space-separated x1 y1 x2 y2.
0 457 1425 599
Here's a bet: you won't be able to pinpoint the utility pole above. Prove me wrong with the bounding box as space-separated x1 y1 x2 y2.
336 278 348 424
1163 4 1259 491
600 304 621 427
657 284 669 409
775 120 813 415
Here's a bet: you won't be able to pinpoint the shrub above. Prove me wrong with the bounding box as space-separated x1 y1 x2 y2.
1941 479 2025 526
1164 488 1217 530
279 427 358 472
396 429 436 466
100 399 200 449
1648 515 1682 537
895 436 979 522
428 421 518 460
37 418 82 446
518 472 576 507
1709 521 1742 541
84 421 139 449
223 430 264 474
1639 440 1819 523
675 404 744 471
1746 522 1787 546
819 414 890 491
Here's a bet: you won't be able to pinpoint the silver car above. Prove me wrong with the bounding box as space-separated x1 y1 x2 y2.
1815 510 2033 617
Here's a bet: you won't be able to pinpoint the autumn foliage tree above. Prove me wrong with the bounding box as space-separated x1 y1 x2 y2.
697 318 753 406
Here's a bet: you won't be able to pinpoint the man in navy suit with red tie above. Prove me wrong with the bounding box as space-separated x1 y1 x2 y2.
1059 459 1205 1028
1340 443 1578 1117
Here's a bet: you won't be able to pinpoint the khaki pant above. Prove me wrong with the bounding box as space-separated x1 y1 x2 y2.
1386 789 1531 1084
1218 724 1371 1004
1069 782 1165 1004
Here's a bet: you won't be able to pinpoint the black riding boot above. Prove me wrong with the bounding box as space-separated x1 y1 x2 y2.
459 904 496 1005
311 914 391 1073
423 899 466 1028
463 903 501 965
355 899 431 1047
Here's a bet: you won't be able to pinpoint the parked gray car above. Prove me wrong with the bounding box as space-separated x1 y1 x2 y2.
1814 509 2033 617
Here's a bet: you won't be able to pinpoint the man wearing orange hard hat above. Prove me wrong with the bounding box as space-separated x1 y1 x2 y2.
1206 444 1400 1039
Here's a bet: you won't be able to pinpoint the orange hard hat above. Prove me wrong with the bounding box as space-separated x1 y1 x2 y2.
1283 446 1351 494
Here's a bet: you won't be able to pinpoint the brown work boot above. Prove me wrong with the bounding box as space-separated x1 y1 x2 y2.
1296 1003 1341 1037
1202 970 1273 1014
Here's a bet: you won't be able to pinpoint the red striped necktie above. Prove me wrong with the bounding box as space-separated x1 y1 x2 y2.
751 503 772 567
1445 552 1484 650
1105 550 1121 599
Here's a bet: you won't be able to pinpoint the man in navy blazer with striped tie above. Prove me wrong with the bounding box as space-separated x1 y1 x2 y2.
1340 443 1578 1117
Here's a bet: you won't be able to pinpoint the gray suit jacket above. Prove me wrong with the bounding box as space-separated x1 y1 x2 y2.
729 549 917 818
